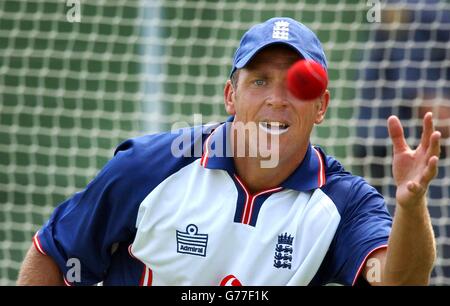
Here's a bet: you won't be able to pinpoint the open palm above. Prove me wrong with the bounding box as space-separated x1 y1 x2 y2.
388 112 441 208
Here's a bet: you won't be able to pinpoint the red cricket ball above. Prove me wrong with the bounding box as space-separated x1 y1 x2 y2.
286 59 328 101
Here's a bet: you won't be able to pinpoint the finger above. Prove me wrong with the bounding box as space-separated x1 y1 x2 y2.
420 155 439 187
388 115 410 154
426 131 441 160
420 112 434 150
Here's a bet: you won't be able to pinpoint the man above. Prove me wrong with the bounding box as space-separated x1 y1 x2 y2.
17 17 440 286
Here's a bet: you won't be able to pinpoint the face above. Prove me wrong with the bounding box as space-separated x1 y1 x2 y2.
224 45 329 164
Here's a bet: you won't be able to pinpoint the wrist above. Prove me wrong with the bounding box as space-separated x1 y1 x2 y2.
396 197 428 215
396 186 428 210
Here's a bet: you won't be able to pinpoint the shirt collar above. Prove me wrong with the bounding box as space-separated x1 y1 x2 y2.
280 145 326 191
200 116 235 173
200 116 326 191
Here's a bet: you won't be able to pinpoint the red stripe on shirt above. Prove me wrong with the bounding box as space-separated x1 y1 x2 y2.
139 266 146 286
130 245 153 286
313 147 326 187
146 267 153 286
246 187 283 224
352 244 388 286
200 132 214 167
63 277 72 286
32 231 47 256
139 266 153 286
234 174 282 225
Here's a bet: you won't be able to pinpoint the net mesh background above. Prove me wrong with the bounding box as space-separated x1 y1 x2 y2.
0 0 449 285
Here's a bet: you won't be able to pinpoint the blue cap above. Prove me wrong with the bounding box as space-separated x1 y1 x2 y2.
230 17 328 77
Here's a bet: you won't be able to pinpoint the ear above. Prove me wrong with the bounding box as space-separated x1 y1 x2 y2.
224 80 236 115
314 90 330 124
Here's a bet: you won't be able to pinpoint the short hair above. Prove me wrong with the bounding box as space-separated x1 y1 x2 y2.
230 69 240 89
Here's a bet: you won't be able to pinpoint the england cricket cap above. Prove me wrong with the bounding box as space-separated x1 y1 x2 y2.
230 17 328 77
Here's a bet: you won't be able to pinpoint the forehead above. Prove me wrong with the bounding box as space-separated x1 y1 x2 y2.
245 45 302 70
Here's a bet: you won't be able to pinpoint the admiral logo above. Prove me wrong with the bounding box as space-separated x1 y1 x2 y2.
176 224 208 257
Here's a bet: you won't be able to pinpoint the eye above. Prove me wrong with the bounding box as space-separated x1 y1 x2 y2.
253 79 266 86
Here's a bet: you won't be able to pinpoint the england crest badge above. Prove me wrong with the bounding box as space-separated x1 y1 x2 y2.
274 232 294 269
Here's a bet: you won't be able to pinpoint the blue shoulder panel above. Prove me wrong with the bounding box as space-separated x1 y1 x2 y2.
36 125 209 285
311 154 392 286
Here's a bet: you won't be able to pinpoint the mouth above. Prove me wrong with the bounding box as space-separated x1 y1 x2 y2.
259 121 290 135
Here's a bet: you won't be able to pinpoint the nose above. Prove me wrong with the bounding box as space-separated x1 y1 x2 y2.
266 82 288 108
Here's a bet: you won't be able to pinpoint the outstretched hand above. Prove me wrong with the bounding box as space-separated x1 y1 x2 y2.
388 112 441 208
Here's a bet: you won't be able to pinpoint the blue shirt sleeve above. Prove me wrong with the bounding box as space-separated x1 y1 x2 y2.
313 176 392 286
35 128 205 285
35 137 154 285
